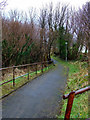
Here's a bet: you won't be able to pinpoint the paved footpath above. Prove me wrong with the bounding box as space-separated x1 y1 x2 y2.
2 60 67 118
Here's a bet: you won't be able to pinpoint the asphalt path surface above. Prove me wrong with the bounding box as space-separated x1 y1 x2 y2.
2 60 67 118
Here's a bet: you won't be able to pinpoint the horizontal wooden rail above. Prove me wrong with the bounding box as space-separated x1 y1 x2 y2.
63 86 90 120
0 73 29 86
0 61 49 70
0 79 13 86
63 86 90 99
0 60 52 86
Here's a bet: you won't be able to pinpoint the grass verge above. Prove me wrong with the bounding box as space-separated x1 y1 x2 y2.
52 56 89 118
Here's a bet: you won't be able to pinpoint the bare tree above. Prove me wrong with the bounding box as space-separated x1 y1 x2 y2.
47 2 54 60
39 6 47 61
72 2 90 60
81 2 90 56
0 0 7 10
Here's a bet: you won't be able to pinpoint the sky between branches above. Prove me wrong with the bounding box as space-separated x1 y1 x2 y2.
3 0 89 12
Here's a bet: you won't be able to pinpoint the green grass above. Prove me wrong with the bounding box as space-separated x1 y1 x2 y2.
52 56 89 118
52 56 80 76
1 63 55 97
59 92 88 118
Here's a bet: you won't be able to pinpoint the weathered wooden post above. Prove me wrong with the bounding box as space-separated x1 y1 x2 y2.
27 65 29 80
47 61 49 69
41 63 43 73
63 86 90 120
45 62 47 70
13 66 15 87
64 91 75 120
36 64 37 75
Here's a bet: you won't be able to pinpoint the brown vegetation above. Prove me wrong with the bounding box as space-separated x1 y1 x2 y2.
1 2 90 67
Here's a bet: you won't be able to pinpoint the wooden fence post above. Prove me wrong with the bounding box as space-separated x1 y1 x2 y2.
27 66 29 80
36 64 37 75
13 67 15 87
45 62 47 70
41 63 43 73
64 91 75 120
47 61 49 69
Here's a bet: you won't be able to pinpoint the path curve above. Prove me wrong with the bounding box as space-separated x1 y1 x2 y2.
2 60 67 118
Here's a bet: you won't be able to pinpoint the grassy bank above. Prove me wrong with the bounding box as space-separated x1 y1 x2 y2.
1 63 55 98
52 56 89 118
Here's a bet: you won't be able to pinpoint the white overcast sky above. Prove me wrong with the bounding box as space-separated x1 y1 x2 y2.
3 0 89 12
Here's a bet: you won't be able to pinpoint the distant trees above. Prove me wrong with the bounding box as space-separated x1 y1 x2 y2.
2 2 89 67
53 3 70 60
79 2 90 61
69 2 90 61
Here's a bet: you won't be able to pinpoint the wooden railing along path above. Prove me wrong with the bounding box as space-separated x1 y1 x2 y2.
63 86 90 120
0 61 53 87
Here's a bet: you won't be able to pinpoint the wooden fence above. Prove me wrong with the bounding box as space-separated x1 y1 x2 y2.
0 61 52 87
